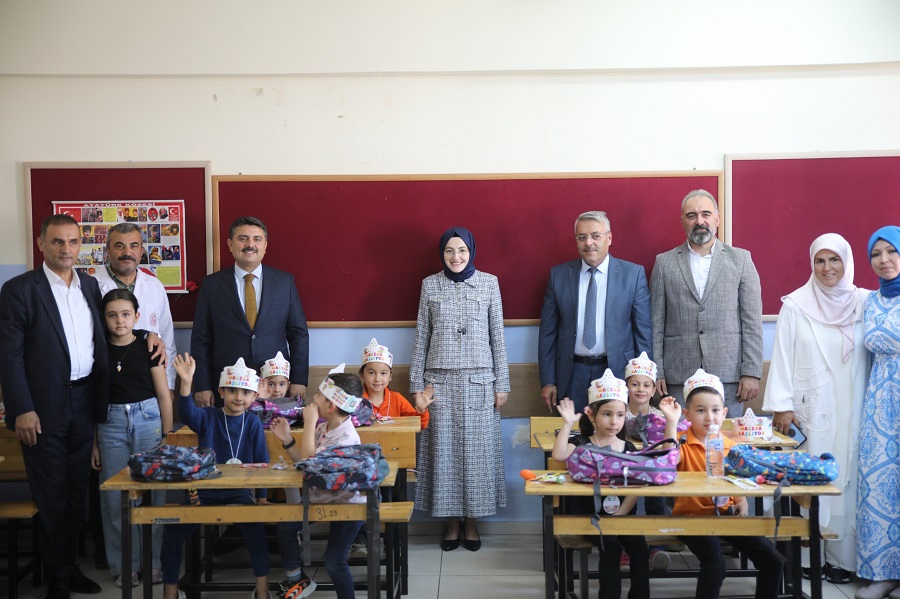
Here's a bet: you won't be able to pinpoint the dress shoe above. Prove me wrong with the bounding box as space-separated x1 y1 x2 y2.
47 578 71 599
463 524 481 552
69 567 102 594
856 580 899 599
441 522 461 551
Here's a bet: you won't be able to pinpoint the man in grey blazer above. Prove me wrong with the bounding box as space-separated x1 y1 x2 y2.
539 211 652 412
650 189 763 412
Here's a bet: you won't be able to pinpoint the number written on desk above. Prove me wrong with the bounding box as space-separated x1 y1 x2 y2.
314 506 339 519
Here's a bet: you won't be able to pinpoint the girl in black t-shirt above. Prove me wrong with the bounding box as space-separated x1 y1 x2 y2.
551 369 650 599
91 289 172 587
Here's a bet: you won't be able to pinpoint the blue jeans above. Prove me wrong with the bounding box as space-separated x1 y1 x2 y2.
276 487 302 573
325 520 363 599
98 399 165 577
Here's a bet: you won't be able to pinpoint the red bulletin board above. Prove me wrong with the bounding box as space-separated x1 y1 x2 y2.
727 152 900 316
26 162 209 324
213 172 722 324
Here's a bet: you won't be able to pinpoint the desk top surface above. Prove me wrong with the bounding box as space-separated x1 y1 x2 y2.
523 470 841 498
101 460 398 491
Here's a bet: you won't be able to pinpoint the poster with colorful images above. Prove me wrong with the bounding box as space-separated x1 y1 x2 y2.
52 200 187 292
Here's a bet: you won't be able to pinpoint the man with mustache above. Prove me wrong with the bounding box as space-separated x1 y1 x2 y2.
650 189 763 412
191 216 309 406
538 211 652 413
94 223 177 394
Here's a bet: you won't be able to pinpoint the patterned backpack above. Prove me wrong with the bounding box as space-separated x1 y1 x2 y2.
724 445 839 485
624 412 691 446
566 439 679 486
128 446 220 482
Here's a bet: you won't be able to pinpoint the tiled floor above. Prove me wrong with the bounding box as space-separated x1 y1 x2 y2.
9 533 868 598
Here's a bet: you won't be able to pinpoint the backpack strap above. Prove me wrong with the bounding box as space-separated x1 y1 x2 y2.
590 478 606 551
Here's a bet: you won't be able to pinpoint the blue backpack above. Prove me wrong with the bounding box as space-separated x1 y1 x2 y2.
128 446 221 482
725 445 838 485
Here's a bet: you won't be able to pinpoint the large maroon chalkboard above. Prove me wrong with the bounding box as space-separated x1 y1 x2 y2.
729 154 900 315
27 163 208 323
215 173 721 323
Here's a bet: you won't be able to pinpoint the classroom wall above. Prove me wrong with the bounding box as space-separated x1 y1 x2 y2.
2 0 899 524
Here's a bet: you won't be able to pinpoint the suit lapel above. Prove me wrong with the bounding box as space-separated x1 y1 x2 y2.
33 269 72 353
221 268 250 327
605 258 619 319
703 243 727 303
257 265 273 322
676 243 702 304
567 260 581 333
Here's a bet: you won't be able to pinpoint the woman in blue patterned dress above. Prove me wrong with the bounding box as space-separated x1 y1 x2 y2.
856 226 900 599
410 226 510 552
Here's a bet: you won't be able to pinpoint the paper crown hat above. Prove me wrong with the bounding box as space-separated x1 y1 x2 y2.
361 338 393 368
219 357 260 391
624 351 657 382
319 363 363 412
683 368 725 400
588 369 628 404
260 351 290 379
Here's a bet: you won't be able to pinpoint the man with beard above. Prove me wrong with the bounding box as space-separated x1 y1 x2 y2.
94 223 177 393
650 189 762 412
191 216 309 406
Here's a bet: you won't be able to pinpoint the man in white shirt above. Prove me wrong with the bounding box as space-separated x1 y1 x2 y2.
538 211 652 413
0 214 107 598
650 189 763 411
92 223 177 394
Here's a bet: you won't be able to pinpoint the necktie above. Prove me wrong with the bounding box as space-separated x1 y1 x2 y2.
244 273 257 330
583 267 598 349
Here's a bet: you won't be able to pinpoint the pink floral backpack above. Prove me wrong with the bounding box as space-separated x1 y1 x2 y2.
566 439 679 486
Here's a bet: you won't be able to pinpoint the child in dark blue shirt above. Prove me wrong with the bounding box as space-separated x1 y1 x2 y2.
162 354 271 599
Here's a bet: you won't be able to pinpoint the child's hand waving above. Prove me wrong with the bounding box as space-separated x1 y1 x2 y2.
557 398 580 427
173 353 196 380
659 395 682 422
414 384 437 414
270 416 291 444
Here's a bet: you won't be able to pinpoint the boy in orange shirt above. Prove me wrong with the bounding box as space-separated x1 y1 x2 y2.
659 368 785 599
359 338 433 429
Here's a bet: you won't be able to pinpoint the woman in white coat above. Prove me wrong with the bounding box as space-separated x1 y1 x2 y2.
763 233 869 584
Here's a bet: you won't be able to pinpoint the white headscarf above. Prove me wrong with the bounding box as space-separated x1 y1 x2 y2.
784 233 863 362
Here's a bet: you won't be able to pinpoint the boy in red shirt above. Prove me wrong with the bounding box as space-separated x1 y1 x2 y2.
659 368 785 599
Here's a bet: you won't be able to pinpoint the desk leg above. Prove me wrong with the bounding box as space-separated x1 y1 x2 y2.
808 496 823 599
542 496 555 599
396 468 408 596
121 492 132 599
142 521 153 599
367 491 379 599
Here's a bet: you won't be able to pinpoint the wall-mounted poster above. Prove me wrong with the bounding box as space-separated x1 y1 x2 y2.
52 200 187 292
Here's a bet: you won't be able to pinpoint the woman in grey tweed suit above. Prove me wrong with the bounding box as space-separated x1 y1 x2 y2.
410 226 510 552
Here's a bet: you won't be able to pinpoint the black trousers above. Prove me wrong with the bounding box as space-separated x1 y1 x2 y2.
681 535 786 599
590 534 649 599
21 385 95 581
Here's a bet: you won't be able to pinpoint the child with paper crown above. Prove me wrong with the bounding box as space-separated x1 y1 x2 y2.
659 368 785 598
551 370 652 599
359 338 433 428
271 365 365 599
261 351 292 399
163 355 271 599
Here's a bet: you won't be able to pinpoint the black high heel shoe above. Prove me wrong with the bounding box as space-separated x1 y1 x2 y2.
441 522 460 551
463 523 481 552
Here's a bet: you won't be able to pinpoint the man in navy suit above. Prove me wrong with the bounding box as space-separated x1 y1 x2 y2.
538 211 652 412
0 214 108 598
191 216 309 406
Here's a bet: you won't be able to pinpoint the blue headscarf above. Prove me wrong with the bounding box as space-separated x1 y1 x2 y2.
867 226 900 298
439 227 476 283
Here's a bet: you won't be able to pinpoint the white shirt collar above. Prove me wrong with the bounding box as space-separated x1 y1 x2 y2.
687 239 717 258
234 263 263 280
581 253 610 275
43 262 81 288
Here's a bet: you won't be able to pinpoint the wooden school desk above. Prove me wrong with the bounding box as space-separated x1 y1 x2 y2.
101 462 400 599
166 415 421 593
525 471 840 599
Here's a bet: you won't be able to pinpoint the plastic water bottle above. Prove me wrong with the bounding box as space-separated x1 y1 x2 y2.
706 424 725 478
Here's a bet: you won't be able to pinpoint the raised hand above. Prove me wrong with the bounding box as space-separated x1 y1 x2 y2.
557 398 580 427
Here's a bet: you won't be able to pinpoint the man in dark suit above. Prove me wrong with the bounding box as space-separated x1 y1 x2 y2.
539 211 652 412
191 216 309 406
0 214 108 598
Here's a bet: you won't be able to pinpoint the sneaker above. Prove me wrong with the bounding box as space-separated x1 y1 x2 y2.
151 569 163 584
115 572 140 588
663 540 686 552
350 540 368 558
619 551 630 572
279 575 317 599
856 581 899 599
649 548 671 571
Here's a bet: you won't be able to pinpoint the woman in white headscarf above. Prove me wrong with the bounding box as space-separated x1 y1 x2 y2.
763 233 870 583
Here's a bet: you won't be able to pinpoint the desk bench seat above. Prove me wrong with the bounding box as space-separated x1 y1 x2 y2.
1 500 41 599
554 515 838 540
